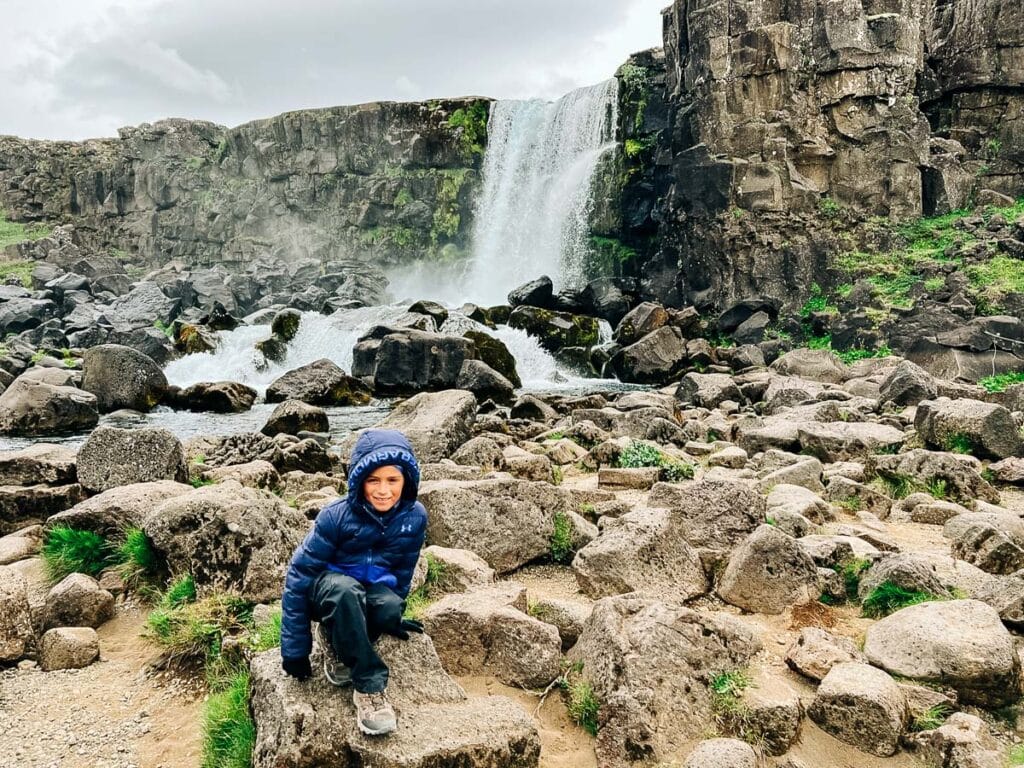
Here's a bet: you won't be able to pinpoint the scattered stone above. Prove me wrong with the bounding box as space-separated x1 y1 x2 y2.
675 372 742 408
797 421 904 462
80 344 167 413
260 400 329 437
718 525 820 613
905 712 1006 768
202 460 281 491
367 389 477 462
947 512 1024 574
450 436 505 472
0 443 76 486
647 480 765 548
39 627 100 671
526 598 589 651
45 480 191 537
0 376 98 436
785 627 865 682
597 466 660 490
808 662 907 757
171 381 257 413
683 739 756 768
915 397 1024 459
44 573 115 630
770 349 846 384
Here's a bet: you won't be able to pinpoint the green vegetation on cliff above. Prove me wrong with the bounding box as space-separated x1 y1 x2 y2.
446 102 488 161
0 208 51 250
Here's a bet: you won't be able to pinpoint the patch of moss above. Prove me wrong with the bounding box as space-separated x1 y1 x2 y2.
446 102 488 161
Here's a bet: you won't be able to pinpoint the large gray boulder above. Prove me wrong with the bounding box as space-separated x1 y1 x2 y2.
915 398 1024 459
260 399 329 437
420 476 572 572
455 359 514 404
947 512 1024 574
352 329 474 394
76 426 187 492
422 583 562 688
0 443 76 486
863 600 1020 706
45 480 192 537
646 481 766 548
879 359 939 406
567 594 761 765
265 358 371 406
857 553 953 600
797 421 905 462
572 506 708 600
43 573 115 630
871 449 1000 505
170 381 258 413
718 525 820 613
250 634 540 768
770 348 846 383
80 344 167 413
0 565 34 662
609 326 688 384
675 372 742 408
367 389 476 463
808 662 908 757
0 376 98 436
142 480 308 602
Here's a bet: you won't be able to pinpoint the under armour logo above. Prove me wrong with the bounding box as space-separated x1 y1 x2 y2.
400 524 412 533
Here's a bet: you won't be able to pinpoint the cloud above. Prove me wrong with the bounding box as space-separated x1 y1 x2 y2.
0 0 668 140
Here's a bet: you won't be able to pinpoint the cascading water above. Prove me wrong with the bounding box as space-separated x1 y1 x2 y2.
463 79 618 305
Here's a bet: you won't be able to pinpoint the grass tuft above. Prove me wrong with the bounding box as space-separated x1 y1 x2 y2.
560 662 600 736
909 703 951 732
403 553 446 620
550 511 575 564
836 557 872 602
861 581 941 618
202 670 255 768
115 527 162 590
41 526 111 582
617 440 694 482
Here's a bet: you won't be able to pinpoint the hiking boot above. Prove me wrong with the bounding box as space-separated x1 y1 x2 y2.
353 689 397 736
315 622 351 687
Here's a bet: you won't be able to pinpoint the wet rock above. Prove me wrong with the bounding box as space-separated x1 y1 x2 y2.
916 398 1024 459
785 627 865 682
39 627 100 671
420 476 571 572
76 426 187 492
45 480 192 537
250 634 540 768
0 565 34 662
261 400 329 437
614 302 669 346
456 359 514 404
80 344 167 413
265 358 371 406
718 525 820 613
169 381 257 413
567 594 760 765
423 583 561 687
609 326 688 384
0 443 76 486
510 393 557 422
507 306 600 353
44 573 115 630
462 330 521 388
863 600 1020 706
808 662 907 757
353 329 473 394
143 480 307 602
0 376 98 436
508 276 553 308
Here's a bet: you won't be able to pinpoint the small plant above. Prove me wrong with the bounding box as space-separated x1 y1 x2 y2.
153 319 174 339
579 502 596 518
403 553 446 620
617 441 664 468
546 430 565 441
944 433 974 455
115 528 162 590
190 476 216 489
818 197 843 217
800 283 837 318
551 465 564 485
550 511 574 564
246 608 282 653
709 669 755 740
446 102 488 160
980 371 1024 393
164 574 198 607
202 669 254 768
926 477 949 500
836 557 872 602
661 460 694 482
560 662 600 736
909 703 951 732
861 582 940 618
41 526 112 582
836 495 863 513
146 590 249 667
1008 742 1024 765
874 472 915 500
764 516 777 527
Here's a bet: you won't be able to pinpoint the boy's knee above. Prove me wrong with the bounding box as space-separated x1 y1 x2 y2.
314 572 363 605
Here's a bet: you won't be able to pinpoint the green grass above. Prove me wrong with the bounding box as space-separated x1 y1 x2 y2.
446 102 488 160
41 526 112 582
0 260 35 288
551 465 564 485
926 478 949 500
908 703 951 732
403 553 446 620
202 669 255 768
874 472 915 500
114 528 162 590
164 574 198 607
709 669 757 743
836 557 872 602
861 582 941 618
560 662 600 736
800 284 838 317
550 511 574 565
944 433 974 455
835 345 892 365
836 495 864 512
1009 743 1024 766
662 460 695 482
0 208 51 249
146 589 249 667
980 371 1024 393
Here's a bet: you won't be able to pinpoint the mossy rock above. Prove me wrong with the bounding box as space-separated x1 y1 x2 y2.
507 306 600 352
271 309 302 342
464 330 521 388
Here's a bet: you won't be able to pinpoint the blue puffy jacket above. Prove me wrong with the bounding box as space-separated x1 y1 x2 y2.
279 428 427 661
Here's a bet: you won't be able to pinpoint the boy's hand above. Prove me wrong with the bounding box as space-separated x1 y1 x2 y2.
387 619 424 640
282 655 312 680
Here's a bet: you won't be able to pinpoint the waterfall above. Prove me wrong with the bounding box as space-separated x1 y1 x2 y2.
462 79 619 305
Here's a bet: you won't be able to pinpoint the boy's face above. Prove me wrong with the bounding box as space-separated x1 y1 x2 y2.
363 465 405 513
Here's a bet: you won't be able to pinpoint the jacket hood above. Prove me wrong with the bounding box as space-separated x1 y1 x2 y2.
347 428 421 506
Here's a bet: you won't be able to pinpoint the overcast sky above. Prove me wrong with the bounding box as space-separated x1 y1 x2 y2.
1 0 668 141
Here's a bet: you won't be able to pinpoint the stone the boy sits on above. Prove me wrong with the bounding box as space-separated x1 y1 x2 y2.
279 428 427 736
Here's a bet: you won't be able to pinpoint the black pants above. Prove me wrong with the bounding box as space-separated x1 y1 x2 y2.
309 571 403 693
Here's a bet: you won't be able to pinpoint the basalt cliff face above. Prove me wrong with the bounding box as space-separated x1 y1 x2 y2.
621 0 1024 317
0 99 488 271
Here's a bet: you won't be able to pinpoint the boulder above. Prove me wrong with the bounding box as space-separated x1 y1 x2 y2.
1 484 87 534
0 531 40 565
450 436 504 472
785 628 866 681
770 349 846 383
567 594 760 765
915 398 1024 459
0 376 98 436
265 359 371 405
419 476 571 572
201 460 281 491
455 359 514 404
738 673 804 756
510 394 557 422
142 480 308 602
905 713 1006 768
0 443 76 486
718 525 820 613
80 344 167 413
863 600 1020 706
526 597 589 651
507 305 599 352
44 573 115 629
260 400 329 437
462 330 521 388
572 506 708 600
423 583 561 687
170 381 257 413
501 445 553 482
675 372 743 408
872 449 999 505
250 634 540 768
39 626 100 671
45 480 192 537
609 326 688 384
797 421 905 462
879 360 939 406
947 512 1024 574
766 484 831 525
417 545 495 594
647 480 766 548
614 302 669 346
857 553 953 601
352 330 473 394
683 739 756 768
0 565 34 662
508 276 553 307
808 662 907 757
370 390 477 463
76 426 187 492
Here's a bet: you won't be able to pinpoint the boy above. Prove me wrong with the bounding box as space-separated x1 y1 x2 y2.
280 428 427 736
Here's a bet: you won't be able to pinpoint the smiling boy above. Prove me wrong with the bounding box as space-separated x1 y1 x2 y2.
279 428 427 736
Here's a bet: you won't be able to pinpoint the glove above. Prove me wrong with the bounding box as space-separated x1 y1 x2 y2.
282 655 312 680
386 618 424 640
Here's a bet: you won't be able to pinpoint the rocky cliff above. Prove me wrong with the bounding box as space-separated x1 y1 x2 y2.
0 99 489 271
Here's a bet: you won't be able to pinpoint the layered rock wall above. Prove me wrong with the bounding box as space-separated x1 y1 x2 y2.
0 99 488 271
